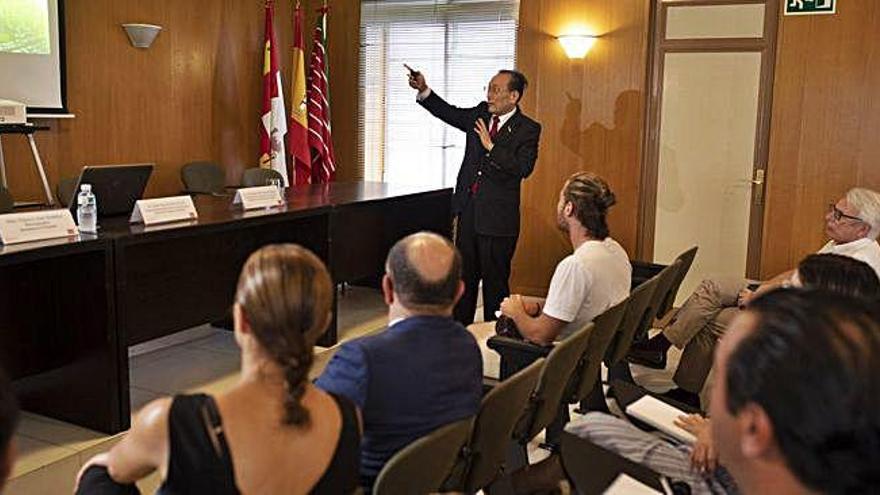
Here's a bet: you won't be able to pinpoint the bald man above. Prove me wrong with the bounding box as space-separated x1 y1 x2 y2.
316 232 483 491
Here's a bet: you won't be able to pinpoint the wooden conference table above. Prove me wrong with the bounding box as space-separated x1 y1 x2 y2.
0 182 452 433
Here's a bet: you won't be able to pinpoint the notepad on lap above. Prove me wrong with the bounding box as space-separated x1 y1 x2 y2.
625 395 697 444
604 474 662 494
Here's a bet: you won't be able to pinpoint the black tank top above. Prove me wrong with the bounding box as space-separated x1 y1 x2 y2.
157 392 360 495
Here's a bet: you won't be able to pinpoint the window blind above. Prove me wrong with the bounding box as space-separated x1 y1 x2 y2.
358 0 519 185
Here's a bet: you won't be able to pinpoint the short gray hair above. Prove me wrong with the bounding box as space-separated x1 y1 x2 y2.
847 187 880 239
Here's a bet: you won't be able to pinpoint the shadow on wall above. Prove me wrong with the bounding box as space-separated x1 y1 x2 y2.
560 89 641 170
558 89 643 247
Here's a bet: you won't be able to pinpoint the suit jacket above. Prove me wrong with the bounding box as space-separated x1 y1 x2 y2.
419 92 542 237
314 315 483 489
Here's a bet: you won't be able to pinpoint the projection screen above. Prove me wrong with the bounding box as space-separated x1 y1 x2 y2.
0 0 67 113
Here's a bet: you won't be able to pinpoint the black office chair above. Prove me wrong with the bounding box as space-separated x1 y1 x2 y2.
180 161 226 195
56 177 78 207
241 167 284 187
0 186 13 213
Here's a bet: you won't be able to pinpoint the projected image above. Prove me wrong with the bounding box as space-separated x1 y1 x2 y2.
0 0 51 54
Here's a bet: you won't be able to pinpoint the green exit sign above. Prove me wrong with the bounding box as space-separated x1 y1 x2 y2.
785 0 836 15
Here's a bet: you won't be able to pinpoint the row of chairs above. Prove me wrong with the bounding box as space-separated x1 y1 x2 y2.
52 162 285 207
372 246 698 495
180 161 285 196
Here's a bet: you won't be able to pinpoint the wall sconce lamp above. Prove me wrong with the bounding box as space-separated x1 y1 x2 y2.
122 23 163 48
557 34 598 59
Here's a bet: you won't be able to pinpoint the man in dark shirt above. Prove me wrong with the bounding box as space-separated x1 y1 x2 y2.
315 232 483 490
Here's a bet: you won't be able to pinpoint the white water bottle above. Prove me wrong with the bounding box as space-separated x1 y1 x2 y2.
77 184 98 233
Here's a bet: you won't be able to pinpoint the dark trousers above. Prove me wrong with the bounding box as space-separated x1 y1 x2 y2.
453 201 518 325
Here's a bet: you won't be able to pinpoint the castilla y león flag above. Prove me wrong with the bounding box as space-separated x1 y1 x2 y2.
259 0 289 185
288 2 311 185
307 5 336 183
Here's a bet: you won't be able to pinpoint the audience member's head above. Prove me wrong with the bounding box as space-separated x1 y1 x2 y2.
234 244 333 426
0 368 19 491
793 253 880 299
384 232 463 316
557 172 616 239
826 187 880 243
710 289 880 494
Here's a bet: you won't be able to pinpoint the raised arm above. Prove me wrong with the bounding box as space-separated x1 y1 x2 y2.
408 68 478 133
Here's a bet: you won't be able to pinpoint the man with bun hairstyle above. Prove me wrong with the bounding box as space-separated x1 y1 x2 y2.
500 172 631 345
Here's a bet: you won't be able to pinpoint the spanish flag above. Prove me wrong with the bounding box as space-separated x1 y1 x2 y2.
259 0 289 185
289 2 311 185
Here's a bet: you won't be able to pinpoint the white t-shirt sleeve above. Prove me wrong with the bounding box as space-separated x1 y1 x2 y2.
542 256 590 323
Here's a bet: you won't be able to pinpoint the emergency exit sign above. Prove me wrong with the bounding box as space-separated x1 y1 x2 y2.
785 0 836 15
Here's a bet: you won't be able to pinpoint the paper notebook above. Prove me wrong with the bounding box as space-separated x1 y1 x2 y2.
625 395 697 444
604 474 662 494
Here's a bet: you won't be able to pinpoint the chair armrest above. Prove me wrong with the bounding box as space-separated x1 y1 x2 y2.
487 335 553 380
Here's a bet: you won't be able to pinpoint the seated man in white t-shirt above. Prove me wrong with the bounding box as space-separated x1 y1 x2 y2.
499 172 631 345
629 186 880 408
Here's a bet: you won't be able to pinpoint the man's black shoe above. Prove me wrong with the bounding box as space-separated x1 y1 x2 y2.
626 345 667 369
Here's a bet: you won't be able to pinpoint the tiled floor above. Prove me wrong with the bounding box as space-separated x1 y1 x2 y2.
6 285 389 494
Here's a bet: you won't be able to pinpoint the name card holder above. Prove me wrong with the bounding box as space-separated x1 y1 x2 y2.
232 186 284 210
130 196 198 226
0 209 79 245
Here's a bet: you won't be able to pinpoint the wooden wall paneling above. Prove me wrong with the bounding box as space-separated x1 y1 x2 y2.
511 0 651 296
3 0 359 203
760 0 880 276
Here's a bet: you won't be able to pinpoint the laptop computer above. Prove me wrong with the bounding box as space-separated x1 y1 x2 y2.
69 164 154 217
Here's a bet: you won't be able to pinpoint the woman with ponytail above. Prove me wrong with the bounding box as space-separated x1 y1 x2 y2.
76 245 360 495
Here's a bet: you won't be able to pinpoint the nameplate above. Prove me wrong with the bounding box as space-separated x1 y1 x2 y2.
130 196 198 225
0 209 78 245
232 186 284 210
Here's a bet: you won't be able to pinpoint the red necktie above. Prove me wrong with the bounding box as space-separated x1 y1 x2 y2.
489 115 500 140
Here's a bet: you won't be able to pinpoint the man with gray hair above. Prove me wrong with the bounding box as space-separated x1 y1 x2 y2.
629 187 880 408
316 232 482 491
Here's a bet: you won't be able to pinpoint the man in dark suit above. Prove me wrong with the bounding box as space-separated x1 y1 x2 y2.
315 232 483 491
409 68 542 325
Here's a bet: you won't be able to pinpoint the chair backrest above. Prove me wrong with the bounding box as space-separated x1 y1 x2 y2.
604 275 660 367
180 161 225 194
56 177 77 207
566 297 629 404
374 417 474 495
515 323 594 444
657 246 698 318
445 358 544 493
634 261 681 342
0 186 13 214
241 167 284 187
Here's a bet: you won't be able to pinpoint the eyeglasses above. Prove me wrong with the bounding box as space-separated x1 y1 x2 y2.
828 203 865 223
483 85 509 96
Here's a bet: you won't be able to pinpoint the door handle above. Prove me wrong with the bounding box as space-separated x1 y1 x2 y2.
751 169 765 186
